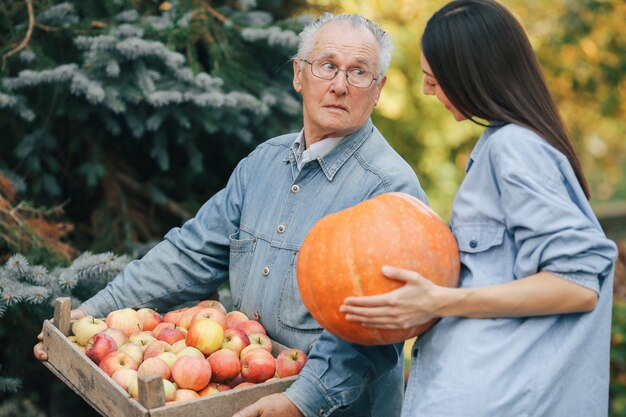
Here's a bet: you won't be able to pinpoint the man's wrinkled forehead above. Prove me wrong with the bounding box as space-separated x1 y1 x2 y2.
310 24 378 66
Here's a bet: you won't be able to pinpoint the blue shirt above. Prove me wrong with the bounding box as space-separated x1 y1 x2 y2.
81 118 428 417
402 124 617 417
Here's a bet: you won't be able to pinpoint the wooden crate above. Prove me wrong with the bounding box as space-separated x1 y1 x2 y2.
42 298 296 417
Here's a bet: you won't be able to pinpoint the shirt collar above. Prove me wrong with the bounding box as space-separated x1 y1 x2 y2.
292 131 344 171
289 119 374 181
466 121 508 173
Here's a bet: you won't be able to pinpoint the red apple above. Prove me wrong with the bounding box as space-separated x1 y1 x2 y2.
171 356 211 391
197 300 227 314
241 349 276 383
111 368 137 391
175 346 204 359
240 344 267 360
234 381 256 389
143 340 172 360
226 311 249 330
162 379 177 401
157 327 187 345
163 308 187 326
137 308 163 331
129 331 158 350
186 318 224 356
99 351 139 377
152 322 174 338
118 343 143 364
190 307 227 330
178 305 205 329
222 328 250 356
137 357 171 380
98 327 128 349
225 373 244 388
198 381 231 396
208 349 241 382
170 339 187 354
247 333 272 353
85 332 118 365
276 348 307 378
156 351 177 368
106 308 143 338
71 316 108 346
173 388 200 402
235 320 266 336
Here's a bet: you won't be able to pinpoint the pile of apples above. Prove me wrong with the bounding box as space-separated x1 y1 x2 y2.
69 300 307 404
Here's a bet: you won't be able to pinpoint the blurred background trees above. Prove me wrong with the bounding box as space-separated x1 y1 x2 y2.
0 0 624 416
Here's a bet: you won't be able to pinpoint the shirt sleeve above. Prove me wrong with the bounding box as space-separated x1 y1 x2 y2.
284 330 403 417
491 133 617 292
80 156 250 318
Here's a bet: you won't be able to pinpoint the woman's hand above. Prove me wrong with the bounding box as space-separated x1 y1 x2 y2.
33 308 87 361
340 266 446 329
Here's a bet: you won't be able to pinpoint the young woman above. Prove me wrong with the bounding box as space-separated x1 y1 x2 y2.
339 1 618 416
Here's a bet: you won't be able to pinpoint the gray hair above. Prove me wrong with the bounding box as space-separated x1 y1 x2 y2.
295 13 393 78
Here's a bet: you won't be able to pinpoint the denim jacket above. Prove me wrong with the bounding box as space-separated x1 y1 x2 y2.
81 118 428 417
402 124 617 417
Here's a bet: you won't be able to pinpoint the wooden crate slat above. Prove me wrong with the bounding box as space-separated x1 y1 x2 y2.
149 377 296 417
42 319 149 417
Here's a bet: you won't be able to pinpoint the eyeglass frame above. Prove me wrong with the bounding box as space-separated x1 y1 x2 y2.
300 59 380 89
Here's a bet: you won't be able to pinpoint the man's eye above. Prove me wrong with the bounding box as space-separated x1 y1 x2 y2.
350 68 366 76
320 62 336 71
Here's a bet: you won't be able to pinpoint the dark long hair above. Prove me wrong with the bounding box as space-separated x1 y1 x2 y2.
422 0 590 198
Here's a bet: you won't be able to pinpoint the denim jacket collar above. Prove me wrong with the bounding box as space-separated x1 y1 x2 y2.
286 118 374 181
465 121 508 173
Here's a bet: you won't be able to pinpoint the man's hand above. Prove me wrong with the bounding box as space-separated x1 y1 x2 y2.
33 308 87 361
233 393 304 417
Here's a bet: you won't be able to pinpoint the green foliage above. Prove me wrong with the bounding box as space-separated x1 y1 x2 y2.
0 252 128 415
0 0 307 252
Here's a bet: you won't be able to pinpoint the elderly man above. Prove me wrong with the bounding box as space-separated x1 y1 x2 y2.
35 13 427 417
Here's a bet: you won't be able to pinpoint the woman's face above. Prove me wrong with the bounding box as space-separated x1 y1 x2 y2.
420 53 467 121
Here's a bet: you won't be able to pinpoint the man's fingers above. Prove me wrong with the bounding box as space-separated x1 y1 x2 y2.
232 402 260 417
34 342 47 361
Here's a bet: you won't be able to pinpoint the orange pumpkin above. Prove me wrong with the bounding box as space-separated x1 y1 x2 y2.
297 192 460 345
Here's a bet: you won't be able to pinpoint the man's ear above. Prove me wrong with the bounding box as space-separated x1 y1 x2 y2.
374 74 387 104
293 60 302 93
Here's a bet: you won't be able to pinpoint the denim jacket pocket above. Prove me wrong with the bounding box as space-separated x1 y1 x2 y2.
453 223 508 284
278 252 324 333
229 230 257 310
454 223 505 253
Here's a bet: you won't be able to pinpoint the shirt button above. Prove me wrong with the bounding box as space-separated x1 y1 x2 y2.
469 240 478 248
262 266 270 276
277 224 285 234
291 184 300 193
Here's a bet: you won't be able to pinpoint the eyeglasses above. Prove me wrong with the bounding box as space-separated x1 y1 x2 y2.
301 59 379 89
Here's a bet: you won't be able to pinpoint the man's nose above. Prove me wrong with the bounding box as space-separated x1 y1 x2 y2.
330 69 349 93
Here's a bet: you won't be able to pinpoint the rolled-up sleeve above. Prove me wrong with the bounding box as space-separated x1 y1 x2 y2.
493 137 616 293
284 330 402 417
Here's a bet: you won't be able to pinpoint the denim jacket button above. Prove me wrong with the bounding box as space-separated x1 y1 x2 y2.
262 266 270 276
319 408 325 416
469 239 478 248
291 184 300 193
277 224 285 234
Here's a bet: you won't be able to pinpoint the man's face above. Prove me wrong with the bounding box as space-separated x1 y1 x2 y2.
293 23 386 144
